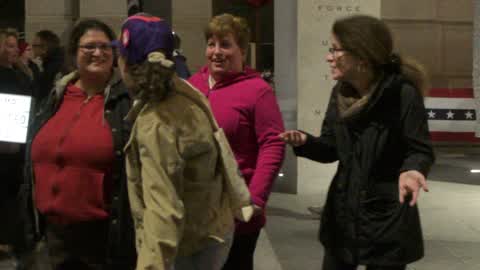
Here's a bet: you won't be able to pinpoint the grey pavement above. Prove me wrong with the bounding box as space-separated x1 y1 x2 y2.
256 181 480 270
254 146 480 270
1 147 479 270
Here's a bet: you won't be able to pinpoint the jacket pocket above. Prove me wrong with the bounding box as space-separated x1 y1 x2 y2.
181 141 212 159
360 181 403 244
60 168 107 217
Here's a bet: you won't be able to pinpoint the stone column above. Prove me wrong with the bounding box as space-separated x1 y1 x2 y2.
274 0 380 194
274 0 298 193
143 0 173 25
474 1 480 137
79 0 128 34
172 0 213 72
24 0 77 42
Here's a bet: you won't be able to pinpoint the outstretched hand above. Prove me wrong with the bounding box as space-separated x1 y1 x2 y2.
278 130 307 147
399 170 429 206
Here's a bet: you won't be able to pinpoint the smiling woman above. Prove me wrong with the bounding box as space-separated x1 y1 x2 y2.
188 13 286 270
279 15 435 270
21 18 136 270
66 20 116 95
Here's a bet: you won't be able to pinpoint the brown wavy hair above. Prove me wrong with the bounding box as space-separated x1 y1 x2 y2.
127 52 176 102
332 15 430 96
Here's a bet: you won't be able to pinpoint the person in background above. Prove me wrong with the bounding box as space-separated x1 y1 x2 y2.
0 28 33 269
188 13 285 270
115 13 239 270
31 30 64 104
279 15 435 270
21 19 135 270
18 41 41 83
172 32 191 79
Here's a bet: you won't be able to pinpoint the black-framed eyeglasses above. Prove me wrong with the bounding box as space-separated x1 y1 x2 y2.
328 47 348 56
79 43 113 53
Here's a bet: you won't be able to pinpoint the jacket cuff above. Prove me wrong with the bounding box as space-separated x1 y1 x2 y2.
399 158 431 178
293 131 314 157
251 196 266 209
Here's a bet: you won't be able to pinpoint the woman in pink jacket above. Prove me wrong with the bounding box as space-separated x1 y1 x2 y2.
188 13 285 270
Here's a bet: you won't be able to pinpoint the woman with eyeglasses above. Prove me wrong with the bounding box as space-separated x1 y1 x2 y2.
279 15 435 270
21 19 136 270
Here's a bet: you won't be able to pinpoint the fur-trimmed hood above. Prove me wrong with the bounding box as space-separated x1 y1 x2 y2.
49 69 125 109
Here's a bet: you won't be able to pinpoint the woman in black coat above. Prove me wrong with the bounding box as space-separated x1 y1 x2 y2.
0 28 34 261
280 15 435 270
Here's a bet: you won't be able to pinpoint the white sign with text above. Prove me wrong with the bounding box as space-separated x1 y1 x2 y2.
0 93 32 143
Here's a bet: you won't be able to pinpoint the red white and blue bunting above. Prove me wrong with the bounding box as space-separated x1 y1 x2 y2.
474 2 480 138
426 88 479 142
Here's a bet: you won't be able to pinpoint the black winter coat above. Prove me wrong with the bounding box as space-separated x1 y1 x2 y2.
35 47 65 104
294 73 435 266
20 71 136 269
173 52 191 79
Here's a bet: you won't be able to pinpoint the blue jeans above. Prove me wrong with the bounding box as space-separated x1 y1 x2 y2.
174 230 234 270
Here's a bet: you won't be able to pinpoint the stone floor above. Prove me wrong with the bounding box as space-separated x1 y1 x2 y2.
254 146 480 270
1 147 479 270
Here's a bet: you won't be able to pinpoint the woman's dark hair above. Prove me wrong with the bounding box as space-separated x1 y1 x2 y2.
35 30 60 55
332 15 429 96
68 18 116 57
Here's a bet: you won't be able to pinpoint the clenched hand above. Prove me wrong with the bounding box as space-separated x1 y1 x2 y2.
278 130 307 147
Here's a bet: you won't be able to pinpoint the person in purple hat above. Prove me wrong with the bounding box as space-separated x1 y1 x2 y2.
114 13 250 270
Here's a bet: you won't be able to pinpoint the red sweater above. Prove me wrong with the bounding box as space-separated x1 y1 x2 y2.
189 66 285 233
31 83 114 224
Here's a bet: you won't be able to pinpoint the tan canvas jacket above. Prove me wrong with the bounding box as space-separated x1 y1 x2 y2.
124 77 237 270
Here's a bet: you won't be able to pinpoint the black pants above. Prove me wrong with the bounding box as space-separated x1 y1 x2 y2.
0 157 25 253
322 251 406 270
45 220 109 270
222 231 260 270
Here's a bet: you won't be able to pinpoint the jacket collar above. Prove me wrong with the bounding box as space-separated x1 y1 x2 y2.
51 69 127 107
198 65 260 89
336 72 400 122
44 47 64 65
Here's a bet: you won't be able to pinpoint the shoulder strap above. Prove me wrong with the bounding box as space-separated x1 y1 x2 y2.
172 76 253 222
172 76 220 131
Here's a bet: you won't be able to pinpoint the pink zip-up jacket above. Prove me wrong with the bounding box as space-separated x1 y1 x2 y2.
189 66 285 233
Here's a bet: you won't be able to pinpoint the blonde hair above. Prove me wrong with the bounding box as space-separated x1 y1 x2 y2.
0 28 18 49
3 28 34 79
205 13 250 52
